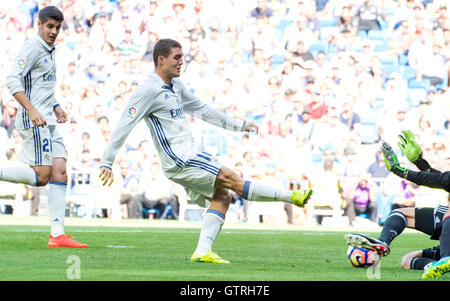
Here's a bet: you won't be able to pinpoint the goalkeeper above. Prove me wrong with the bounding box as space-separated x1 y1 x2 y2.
345 130 450 279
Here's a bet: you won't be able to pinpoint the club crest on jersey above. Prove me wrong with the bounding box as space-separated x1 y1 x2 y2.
17 59 25 67
127 106 137 118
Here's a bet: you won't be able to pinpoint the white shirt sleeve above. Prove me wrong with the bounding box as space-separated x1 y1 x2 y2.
6 40 37 96
100 83 155 169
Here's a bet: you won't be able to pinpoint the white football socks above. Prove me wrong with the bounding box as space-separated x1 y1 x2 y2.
195 209 225 256
48 181 67 237
0 166 38 186
242 181 292 203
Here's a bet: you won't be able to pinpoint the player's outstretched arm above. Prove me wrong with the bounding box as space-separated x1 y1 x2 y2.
398 130 438 173
384 139 450 192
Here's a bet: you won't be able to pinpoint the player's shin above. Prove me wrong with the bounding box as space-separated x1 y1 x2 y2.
48 181 67 237
195 209 225 256
378 210 407 245
0 166 39 186
241 181 292 203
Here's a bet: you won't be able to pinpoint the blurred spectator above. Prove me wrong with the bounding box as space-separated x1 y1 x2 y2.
1 98 18 137
250 0 273 19
415 41 446 87
136 161 178 219
344 172 378 225
392 180 418 210
356 0 381 33
337 6 358 42
367 149 390 180
282 13 315 51
309 158 343 225
117 159 142 219
304 90 328 122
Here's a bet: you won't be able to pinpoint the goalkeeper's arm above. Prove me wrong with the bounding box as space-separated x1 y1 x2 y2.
406 170 450 193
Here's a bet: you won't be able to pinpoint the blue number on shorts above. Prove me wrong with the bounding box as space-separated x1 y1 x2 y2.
42 138 52 153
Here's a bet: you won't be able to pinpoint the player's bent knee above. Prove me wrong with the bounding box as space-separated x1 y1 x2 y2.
215 167 243 190
400 254 413 269
214 188 232 205
37 175 51 186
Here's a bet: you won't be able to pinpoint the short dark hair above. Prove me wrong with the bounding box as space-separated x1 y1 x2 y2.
152 39 182 67
39 6 64 24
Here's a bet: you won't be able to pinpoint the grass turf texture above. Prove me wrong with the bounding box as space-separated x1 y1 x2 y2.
0 217 447 281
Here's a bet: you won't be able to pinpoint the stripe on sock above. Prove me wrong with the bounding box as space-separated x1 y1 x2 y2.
242 181 251 199
34 170 39 186
206 209 225 221
49 181 67 187
389 211 407 224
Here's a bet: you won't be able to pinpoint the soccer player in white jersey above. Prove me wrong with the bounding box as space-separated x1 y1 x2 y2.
3 6 87 248
99 39 312 263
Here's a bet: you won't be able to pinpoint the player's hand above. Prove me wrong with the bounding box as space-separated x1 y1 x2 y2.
99 167 114 187
397 130 422 163
54 105 67 123
381 141 408 178
28 107 47 127
243 121 259 134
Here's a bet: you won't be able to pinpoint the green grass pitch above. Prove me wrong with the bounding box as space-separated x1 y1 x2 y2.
0 216 447 281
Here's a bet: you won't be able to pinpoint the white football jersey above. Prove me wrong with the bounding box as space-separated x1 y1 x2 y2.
100 72 246 175
6 34 59 129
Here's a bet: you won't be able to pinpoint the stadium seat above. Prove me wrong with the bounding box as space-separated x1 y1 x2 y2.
0 182 27 216
367 30 386 41
320 19 337 27
306 178 343 225
66 170 122 219
408 78 431 91
372 42 389 52
176 185 204 222
358 30 367 40
380 55 398 66
373 97 384 111
401 66 416 81
383 65 400 80
398 53 409 66
276 19 293 41
435 72 448 91
308 41 327 55
318 18 337 41
383 5 397 17
320 26 337 41
271 54 285 66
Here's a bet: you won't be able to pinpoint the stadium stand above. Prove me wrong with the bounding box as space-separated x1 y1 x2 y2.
0 0 448 226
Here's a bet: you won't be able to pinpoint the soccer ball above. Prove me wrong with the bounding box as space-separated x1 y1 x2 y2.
347 246 379 268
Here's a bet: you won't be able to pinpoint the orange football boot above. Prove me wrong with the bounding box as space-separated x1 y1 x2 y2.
48 234 88 248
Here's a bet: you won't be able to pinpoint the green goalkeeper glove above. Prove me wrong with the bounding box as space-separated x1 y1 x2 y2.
381 141 408 178
397 130 422 163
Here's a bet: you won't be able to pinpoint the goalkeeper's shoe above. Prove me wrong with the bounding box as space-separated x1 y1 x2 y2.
48 234 88 248
344 233 390 256
190 250 230 264
290 189 313 208
421 256 450 279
